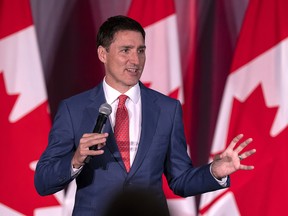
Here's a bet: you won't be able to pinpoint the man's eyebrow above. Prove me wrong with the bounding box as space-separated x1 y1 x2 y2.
119 45 133 49
119 45 146 49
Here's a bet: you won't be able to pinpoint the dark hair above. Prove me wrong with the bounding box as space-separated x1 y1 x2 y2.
96 15 146 50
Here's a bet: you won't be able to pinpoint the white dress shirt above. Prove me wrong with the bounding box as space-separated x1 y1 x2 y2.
103 79 141 166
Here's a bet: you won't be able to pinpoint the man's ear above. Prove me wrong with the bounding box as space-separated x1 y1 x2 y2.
97 46 107 63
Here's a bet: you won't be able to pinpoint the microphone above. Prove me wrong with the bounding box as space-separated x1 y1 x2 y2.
84 102 112 164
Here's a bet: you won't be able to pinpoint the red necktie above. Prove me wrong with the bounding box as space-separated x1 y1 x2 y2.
114 95 130 172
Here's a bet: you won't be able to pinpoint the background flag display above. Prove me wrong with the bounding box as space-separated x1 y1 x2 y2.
0 0 63 215
4 0 287 215
199 0 288 215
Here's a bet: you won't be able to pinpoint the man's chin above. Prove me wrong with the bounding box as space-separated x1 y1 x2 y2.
126 77 140 85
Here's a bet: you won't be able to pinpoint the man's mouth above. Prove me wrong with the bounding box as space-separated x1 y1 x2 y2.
126 68 139 73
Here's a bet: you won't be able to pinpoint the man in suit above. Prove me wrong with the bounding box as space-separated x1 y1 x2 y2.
34 15 256 216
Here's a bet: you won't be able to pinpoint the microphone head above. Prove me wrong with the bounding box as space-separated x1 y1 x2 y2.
99 103 112 116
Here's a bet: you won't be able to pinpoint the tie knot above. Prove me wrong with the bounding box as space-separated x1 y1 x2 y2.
118 95 128 108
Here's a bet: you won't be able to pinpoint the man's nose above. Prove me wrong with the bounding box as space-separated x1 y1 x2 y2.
129 51 140 65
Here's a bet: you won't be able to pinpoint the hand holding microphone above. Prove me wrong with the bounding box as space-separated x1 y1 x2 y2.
72 103 112 167
84 103 112 163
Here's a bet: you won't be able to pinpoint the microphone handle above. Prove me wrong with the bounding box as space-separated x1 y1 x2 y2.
84 114 108 164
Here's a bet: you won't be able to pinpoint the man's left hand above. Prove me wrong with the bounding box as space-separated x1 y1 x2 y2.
211 134 256 180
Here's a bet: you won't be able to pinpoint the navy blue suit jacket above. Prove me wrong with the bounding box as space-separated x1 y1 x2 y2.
34 82 229 216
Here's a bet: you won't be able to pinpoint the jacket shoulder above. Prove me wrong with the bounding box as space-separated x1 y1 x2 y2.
140 83 180 105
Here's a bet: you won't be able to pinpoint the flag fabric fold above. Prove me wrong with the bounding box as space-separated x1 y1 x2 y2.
199 0 288 215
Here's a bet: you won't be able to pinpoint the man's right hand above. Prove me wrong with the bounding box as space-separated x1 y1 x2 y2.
72 133 109 168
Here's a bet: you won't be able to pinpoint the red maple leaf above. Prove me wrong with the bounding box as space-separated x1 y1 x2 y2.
200 85 288 215
226 85 288 215
0 72 60 215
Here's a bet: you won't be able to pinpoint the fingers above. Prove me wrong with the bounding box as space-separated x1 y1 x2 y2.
239 164 255 170
76 133 109 160
227 134 253 154
238 147 256 170
238 148 256 160
235 137 253 154
81 133 109 149
227 134 244 150
72 133 109 167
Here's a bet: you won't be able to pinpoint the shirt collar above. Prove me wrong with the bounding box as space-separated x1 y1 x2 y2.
103 77 140 105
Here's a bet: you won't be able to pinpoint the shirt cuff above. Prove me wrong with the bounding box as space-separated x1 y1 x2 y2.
71 165 83 177
210 164 228 187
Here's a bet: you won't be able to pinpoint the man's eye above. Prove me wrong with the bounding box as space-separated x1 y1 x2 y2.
122 49 129 53
138 49 145 54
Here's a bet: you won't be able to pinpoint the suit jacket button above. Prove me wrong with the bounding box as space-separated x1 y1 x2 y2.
124 181 132 188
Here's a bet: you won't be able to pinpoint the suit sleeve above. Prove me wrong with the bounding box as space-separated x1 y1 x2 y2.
34 101 76 196
164 101 230 197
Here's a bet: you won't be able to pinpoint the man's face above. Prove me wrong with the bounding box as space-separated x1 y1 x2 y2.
98 30 146 93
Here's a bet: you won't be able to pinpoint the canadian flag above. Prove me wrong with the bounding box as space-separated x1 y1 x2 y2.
199 0 288 215
0 0 64 215
127 0 196 215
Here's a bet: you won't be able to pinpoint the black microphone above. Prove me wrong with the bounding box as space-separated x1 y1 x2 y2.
84 102 112 164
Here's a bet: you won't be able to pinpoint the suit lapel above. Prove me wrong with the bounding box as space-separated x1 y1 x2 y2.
84 83 127 172
85 84 105 130
129 84 160 175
